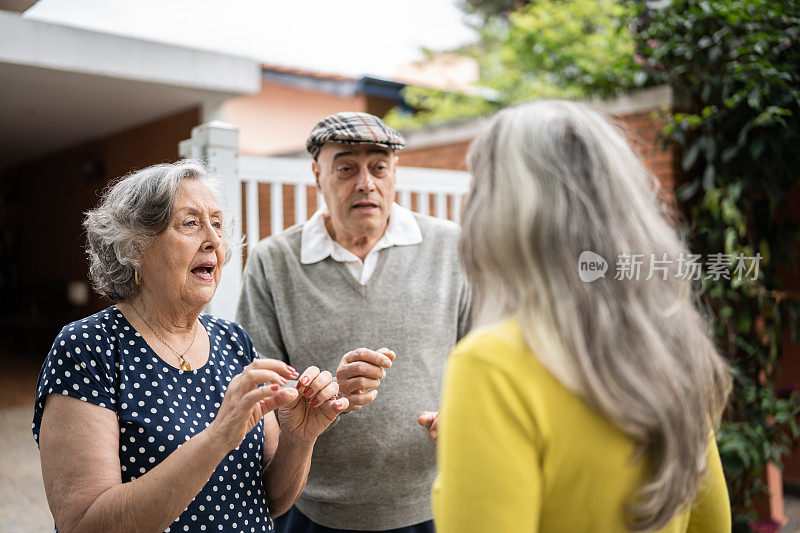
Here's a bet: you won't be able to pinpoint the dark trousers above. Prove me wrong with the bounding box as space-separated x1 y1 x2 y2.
273 506 435 533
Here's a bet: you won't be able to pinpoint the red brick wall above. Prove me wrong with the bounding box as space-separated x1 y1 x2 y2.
781 322 800 485
241 183 319 265
619 112 680 194
399 112 679 196
0 106 200 348
779 183 800 485
400 140 471 172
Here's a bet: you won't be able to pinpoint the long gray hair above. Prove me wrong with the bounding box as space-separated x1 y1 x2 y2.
461 100 731 530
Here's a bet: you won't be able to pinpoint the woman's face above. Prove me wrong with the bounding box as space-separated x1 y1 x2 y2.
138 179 226 312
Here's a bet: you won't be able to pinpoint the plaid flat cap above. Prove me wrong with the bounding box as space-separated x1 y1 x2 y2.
306 111 406 159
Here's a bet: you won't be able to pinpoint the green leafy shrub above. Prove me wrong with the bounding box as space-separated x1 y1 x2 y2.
636 1 800 529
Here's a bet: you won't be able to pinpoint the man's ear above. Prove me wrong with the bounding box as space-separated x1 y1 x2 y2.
311 161 320 189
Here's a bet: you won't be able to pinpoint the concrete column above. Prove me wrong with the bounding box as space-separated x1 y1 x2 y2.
189 121 242 321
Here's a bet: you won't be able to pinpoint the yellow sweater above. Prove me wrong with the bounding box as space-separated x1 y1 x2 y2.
432 318 730 533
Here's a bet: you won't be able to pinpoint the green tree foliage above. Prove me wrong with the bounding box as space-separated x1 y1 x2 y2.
457 0 523 21
636 1 800 529
480 0 640 101
383 86 500 132
385 0 642 131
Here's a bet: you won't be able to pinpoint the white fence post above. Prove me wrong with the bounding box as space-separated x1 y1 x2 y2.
418 192 430 216
270 182 283 237
434 193 447 219
246 180 259 257
294 184 307 225
181 121 242 322
398 190 412 209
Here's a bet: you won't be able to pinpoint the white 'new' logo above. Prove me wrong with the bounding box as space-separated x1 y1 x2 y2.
578 251 608 282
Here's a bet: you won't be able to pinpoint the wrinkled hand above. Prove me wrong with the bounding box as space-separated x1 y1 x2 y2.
418 411 440 444
209 358 299 451
335 348 395 413
278 366 349 442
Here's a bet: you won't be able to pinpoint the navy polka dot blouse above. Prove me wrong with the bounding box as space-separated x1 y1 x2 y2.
32 306 273 532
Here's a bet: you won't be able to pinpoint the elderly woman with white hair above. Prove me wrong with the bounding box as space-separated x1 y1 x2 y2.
33 161 348 532
433 102 733 532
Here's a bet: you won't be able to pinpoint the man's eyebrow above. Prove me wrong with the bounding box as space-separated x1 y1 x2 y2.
332 148 391 161
332 151 354 161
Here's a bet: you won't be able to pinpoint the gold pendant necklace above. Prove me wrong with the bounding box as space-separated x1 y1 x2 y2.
132 305 198 371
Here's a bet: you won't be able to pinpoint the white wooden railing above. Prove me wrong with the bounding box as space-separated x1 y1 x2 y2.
180 121 471 321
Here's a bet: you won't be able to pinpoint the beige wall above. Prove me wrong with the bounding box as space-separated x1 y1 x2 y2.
223 80 367 156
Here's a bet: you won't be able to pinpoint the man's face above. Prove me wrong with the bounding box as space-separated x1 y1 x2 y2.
313 143 398 237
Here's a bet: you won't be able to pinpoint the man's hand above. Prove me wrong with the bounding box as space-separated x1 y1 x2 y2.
335 347 395 413
418 411 440 444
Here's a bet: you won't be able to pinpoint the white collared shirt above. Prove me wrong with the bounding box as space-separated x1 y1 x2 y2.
300 203 423 285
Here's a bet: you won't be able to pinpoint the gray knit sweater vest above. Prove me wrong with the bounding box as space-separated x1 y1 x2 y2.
236 213 472 530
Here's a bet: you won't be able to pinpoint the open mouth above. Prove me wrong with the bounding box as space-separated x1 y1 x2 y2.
190 263 216 281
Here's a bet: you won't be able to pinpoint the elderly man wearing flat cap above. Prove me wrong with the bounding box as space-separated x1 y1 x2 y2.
236 111 472 533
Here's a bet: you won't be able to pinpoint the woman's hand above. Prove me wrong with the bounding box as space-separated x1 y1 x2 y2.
278 366 349 442
208 358 300 451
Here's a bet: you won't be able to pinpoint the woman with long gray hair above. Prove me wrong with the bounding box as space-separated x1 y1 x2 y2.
432 101 732 532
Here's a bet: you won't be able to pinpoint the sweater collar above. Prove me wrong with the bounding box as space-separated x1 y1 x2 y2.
300 203 422 265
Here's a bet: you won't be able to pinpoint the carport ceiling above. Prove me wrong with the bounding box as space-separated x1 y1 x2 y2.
0 62 234 169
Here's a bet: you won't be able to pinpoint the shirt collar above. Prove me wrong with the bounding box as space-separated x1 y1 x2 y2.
300 203 422 265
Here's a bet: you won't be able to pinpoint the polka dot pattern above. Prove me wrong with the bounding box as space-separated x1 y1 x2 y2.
32 306 273 532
